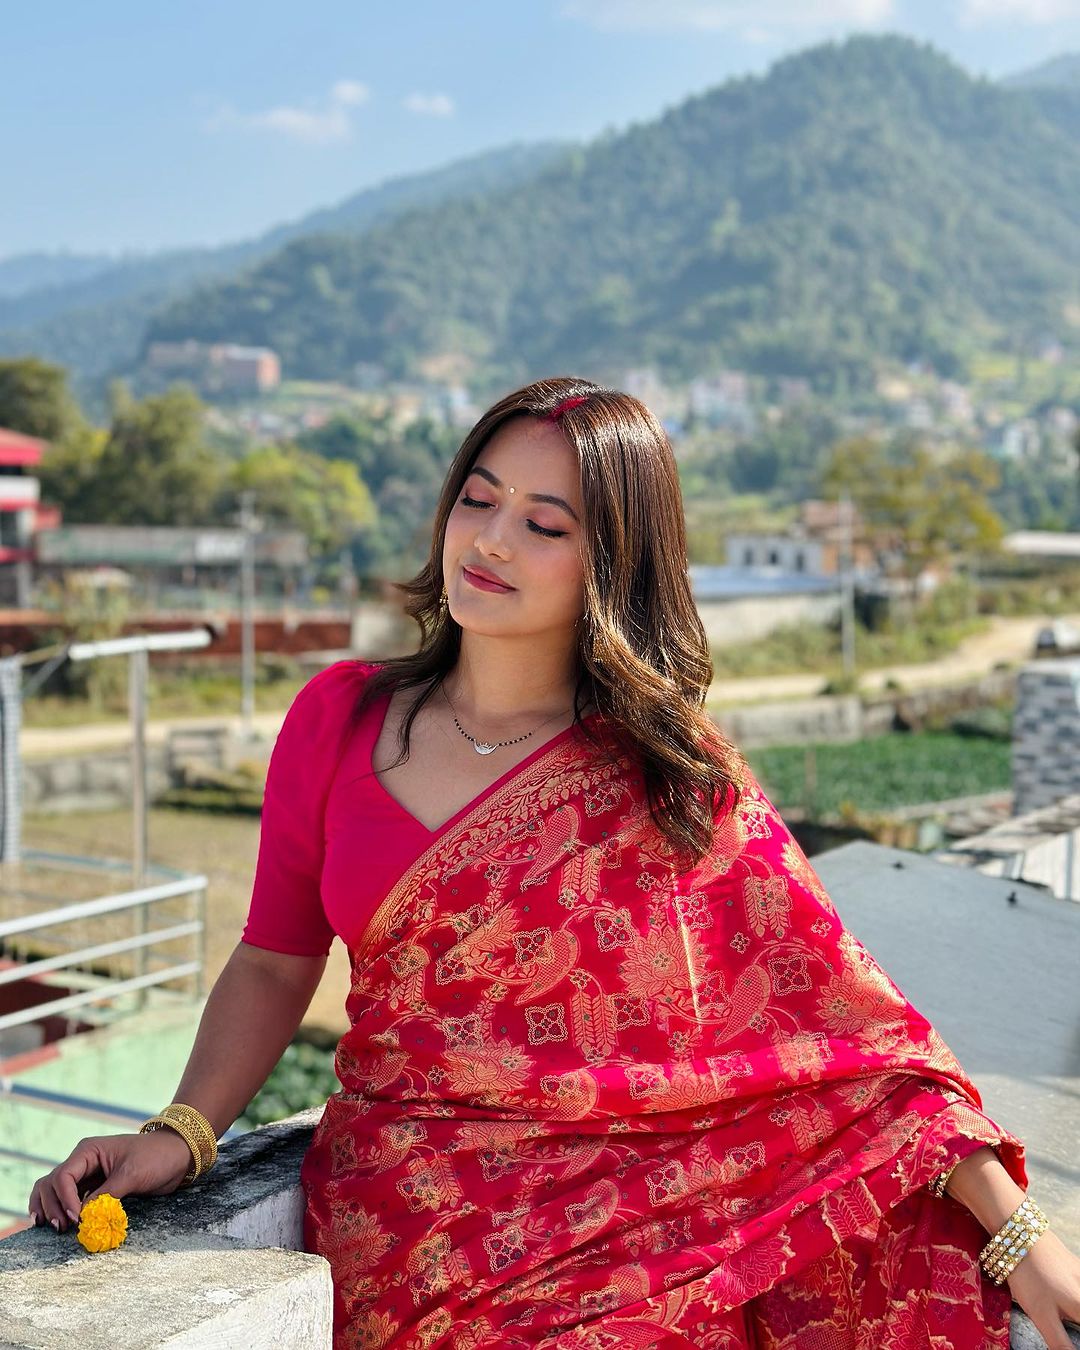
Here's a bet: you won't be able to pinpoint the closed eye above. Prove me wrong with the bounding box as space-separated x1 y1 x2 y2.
460 493 567 539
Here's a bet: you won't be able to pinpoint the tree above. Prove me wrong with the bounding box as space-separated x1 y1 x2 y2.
37 422 109 519
0 356 81 441
230 444 377 559
79 386 226 525
821 433 1005 602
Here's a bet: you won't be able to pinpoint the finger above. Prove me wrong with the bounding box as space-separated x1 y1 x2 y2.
40 1143 105 1230
37 1180 67 1232
52 1141 111 1221
27 1176 54 1225
83 1164 133 1206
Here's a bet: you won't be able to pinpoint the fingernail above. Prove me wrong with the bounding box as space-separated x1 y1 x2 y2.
66 1209 79 1224
50 1218 59 1231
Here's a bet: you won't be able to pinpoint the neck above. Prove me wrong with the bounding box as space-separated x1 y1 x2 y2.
445 631 580 729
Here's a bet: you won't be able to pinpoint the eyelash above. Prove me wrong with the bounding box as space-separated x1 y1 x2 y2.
460 493 567 539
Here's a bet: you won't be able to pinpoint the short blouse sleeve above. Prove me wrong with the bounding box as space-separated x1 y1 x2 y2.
241 659 378 957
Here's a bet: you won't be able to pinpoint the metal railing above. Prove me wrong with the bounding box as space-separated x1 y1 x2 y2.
0 850 207 1035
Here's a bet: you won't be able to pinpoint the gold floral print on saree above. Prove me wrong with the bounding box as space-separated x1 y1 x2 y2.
300 727 1024 1349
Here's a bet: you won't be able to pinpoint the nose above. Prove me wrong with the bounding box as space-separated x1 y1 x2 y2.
473 506 512 558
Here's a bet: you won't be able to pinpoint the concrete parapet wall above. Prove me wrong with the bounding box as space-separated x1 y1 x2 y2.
717 668 1015 750
0 1108 331 1349
698 592 841 646
22 744 171 815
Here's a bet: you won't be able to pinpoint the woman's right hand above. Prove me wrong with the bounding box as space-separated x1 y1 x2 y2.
28 1129 194 1233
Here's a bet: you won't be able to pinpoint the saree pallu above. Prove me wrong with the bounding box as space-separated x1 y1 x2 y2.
301 726 1026 1349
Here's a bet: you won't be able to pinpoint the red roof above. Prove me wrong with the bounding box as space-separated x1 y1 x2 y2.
0 427 47 466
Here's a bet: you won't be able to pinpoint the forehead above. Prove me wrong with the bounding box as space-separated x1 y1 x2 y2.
473 418 581 496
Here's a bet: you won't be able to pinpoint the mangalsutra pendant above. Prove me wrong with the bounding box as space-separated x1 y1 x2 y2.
442 683 569 756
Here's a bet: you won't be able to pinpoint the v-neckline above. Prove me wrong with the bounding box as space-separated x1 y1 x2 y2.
368 692 601 838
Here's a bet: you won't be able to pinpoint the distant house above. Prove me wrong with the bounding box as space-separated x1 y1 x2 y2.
217 345 281 394
687 371 755 432
0 427 62 607
35 523 308 603
725 499 878 579
145 341 282 394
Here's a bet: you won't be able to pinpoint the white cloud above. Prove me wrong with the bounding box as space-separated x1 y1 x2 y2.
957 0 1080 21
203 79 371 145
402 92 456 117
559 0 895 31
331 79 371 107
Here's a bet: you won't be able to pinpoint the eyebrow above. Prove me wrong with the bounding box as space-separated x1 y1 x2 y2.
468 465 580 522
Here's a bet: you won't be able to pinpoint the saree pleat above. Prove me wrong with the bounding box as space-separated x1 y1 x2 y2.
300 724 1024 1348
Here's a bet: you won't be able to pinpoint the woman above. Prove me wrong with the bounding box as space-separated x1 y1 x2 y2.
29 377 1080 1348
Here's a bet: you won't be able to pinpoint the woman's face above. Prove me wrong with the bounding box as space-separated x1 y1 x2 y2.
442 416 586 642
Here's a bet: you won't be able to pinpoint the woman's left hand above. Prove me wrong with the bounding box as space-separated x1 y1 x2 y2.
1006 1230 1080 1350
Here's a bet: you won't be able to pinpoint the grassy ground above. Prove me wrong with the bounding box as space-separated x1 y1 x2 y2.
710 614 994 681
745 730 1010 817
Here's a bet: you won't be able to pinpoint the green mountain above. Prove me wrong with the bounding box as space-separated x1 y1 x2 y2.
1001 53 1080 140
141 34 1080 396
1002 52 1080 90
0 252 118 300
0 140 573 392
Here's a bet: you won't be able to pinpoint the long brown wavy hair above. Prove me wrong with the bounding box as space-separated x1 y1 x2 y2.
350 375 749 868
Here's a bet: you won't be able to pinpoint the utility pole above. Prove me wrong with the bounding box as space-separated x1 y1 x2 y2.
238 491 259 734
66 630 212 886
840 489 856 677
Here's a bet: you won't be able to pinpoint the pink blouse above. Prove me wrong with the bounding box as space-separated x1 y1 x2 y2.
241 661 599 956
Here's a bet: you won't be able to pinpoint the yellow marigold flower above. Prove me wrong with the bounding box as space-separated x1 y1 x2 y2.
76 1193 128 1253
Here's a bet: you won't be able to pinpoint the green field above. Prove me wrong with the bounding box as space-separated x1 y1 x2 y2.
746 730 1011 816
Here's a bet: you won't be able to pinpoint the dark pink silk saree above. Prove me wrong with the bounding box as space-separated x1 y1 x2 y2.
300 720 1024 1348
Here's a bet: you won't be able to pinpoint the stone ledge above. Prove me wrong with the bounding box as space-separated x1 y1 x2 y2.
1012 1311 1080 1349
0 1109 331 1349
1 1245 331 1350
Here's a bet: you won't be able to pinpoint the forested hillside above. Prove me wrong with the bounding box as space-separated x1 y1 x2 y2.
141 34 1080 396
0 141 572 389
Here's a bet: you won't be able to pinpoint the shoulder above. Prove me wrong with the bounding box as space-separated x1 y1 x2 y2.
278 659 384 747
298 657 382 705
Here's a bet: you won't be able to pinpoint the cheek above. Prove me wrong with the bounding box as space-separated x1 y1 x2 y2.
442 511 468 557
540 551 584 607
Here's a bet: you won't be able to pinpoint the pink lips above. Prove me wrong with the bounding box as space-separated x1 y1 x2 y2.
462 565 514 593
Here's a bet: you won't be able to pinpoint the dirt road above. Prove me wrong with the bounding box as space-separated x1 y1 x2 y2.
708 612 1072 706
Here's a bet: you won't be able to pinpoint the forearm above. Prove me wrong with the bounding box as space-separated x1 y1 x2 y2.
946 1145 1028 1233
169 941 327 1138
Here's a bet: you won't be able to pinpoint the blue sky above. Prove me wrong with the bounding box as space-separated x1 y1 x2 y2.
5 0 1080 260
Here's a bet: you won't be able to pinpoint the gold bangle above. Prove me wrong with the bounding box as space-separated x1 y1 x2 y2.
979 1197 1049 1285
158 1103 218 1172
929 1164 956 1199
139 1103 218 1186
140 1116 203 1185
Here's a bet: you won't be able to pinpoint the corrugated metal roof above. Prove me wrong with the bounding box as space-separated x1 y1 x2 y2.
1004 530 1080 558
0 427 46 465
